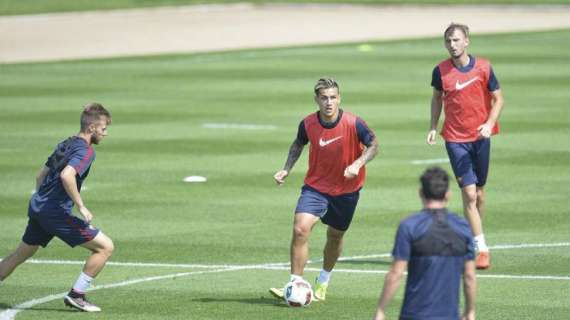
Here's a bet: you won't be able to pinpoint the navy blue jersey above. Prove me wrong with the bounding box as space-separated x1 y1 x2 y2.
29 137 95 215
392 209 475 320
431 55 500 92
297 109 375 147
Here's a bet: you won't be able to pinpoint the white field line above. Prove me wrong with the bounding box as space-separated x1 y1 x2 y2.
1 242 569 319
0 266 245 320
202 123 277 130
9 242 570 269
258 266 570 281
411 158 449 165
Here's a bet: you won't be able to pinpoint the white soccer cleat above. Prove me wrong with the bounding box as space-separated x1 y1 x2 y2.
64 292 101 312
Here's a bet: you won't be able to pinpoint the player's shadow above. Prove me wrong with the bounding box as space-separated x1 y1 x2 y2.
193 297 288 308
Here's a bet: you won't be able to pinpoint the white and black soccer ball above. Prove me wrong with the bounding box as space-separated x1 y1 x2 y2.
284 279 313 307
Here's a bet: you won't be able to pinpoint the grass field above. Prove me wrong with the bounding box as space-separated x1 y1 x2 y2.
1 29 569 319
2 0 570 16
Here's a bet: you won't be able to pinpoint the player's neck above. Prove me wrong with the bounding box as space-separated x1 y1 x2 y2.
77 132 91 145
423 200 447 210
452 53 470 68
319 110 339 123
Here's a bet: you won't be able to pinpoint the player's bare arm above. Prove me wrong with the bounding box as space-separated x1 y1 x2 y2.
344 138 379 179
462 260 477 320
35 166 50 192
274 138 305 185
427 89 444 145
478 89 504 138
373 259 407 320
60 165 93 223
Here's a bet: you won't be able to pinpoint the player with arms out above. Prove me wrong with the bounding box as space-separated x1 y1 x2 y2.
427 23 504 269
0 103 114 312
269 78 379 302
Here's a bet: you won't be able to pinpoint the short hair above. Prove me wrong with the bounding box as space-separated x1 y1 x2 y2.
314 78 339 96
420 166 449 201
444 22 470 39
80 102 111 132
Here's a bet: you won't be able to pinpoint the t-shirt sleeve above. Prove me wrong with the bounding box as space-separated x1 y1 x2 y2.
431 66 443 91
355 117 376 147
487 66 500 92
296 120 309 145
392 222 412 261
67 144 94 176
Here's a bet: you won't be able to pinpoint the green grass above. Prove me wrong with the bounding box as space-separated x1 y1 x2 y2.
1 29 570 319
2 0 570 16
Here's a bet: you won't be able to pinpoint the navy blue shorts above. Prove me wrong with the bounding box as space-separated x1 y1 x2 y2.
445 138 491 188
23 211 99 248
295 185 360 231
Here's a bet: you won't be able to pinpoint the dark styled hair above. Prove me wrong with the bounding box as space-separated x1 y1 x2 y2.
420 166 449 200
314 78 339 96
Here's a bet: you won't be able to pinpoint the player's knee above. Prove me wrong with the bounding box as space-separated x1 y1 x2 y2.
462 189 477 204
102 238 115 258
476 189 485 201
292 224 311 240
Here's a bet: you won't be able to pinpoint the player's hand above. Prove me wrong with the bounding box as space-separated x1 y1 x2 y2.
461 311 475 320
373 310 386 320
426 129 437 145
78 205 93 223
274 170 289 185
477 123 492 138
344 163 361 179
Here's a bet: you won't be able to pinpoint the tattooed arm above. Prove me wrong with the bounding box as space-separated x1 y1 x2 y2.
344 138 379 179
274 138 305 185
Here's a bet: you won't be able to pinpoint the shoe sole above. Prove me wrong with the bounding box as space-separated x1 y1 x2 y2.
268 288 284 300
64 296 101 312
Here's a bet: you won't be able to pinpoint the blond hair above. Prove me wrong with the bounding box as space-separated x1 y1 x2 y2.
80 102 111 131
444 23 470 39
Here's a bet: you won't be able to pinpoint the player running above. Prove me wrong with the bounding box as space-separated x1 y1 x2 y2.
0 103 114 312
427 23 504 269
269 78 379 301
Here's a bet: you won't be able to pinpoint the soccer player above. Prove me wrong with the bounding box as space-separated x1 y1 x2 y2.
0 103 114 312
269 78 379 301
427 23 504 269
373 167 477 320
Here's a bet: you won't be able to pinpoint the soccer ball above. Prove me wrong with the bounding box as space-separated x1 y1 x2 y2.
284 279 313 307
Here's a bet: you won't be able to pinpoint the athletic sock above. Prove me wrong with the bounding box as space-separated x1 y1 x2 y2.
289 274 303 282
475 234 489 252
317 269 331 284
72 272 94 294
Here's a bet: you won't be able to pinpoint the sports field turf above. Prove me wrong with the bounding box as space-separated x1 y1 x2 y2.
1 29 569 319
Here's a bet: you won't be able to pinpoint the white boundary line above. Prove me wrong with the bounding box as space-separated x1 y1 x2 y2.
1 242 569 319
202 123 277 130
0 267 242 320
410 158 449 165
19 242 569 269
